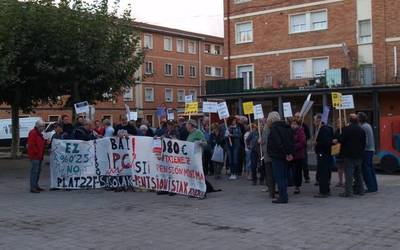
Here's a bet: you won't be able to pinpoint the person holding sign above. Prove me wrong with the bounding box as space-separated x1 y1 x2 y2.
313 114 334 198
28 119 47 193
267 112 294 204
226 117 243 180
245 123 261 185
290 119 306 194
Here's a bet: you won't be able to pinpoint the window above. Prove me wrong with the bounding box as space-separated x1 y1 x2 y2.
311 11 328 31
234 0 251 3
290 57 329 79
177 89 185 102
189 89 197 100
144 87 154 102
291 60 307 79
48 115 60 122
235 22 253 44
144 34 153 49
188 41 197 54
189 65 197 77
164 63 172 76
359 20 372 44
290 10 327 33
165 88 173 102
237 65 254 89
204 44 211 53
213 45 221 55
164 37 172 51
312 58 329 77
177 65 184 77
177 39 185 53
144 61 153 74
205 66 212 76
215 67 223 77
123 87 133 102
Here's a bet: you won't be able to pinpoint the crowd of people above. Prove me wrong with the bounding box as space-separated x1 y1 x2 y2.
27 110 379 204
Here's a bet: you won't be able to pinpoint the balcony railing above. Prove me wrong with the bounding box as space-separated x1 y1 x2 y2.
206 78 244 95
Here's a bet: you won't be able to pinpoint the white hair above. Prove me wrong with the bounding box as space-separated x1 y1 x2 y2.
140 125 148 131
35 119 45 128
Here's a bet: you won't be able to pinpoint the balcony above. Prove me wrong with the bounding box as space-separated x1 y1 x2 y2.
206 78 244 95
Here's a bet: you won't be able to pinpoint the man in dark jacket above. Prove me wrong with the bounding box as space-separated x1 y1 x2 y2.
314 114 334 198
73 120 96 141
339 114 366 197
267 112 294 204
114 115 137 136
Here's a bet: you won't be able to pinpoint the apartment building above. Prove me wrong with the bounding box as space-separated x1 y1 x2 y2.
0 23 224 126
204 0 400 153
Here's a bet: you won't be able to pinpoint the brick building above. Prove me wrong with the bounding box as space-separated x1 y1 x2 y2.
0 23 224 127
203 0 400 163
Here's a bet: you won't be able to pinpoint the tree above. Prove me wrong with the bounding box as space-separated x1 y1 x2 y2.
0 0 143 158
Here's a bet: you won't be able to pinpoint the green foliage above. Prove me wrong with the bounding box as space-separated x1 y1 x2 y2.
0 0 143 110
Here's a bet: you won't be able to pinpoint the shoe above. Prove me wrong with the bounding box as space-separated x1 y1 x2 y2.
294 188 300 194
314 182 319 186
305 179 310 183
261 188 268 192
335 183 344 188
365 190 377 193
272 199 288 204
339 193 353 198
228 175 235 180
314 193 329 198
37 187 45 191
30 189 40 193
354 192 364 196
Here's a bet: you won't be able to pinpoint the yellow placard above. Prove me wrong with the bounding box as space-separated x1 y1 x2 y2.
331 92 342 108
185 102 198 114
243 101 254 115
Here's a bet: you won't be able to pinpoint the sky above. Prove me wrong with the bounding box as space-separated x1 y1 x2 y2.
93 0 224 37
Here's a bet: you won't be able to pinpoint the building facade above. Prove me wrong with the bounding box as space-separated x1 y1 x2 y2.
203 0 400 169
0 23 224 127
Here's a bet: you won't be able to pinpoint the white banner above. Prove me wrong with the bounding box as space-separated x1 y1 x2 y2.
203 102 218 113
50 137 206 198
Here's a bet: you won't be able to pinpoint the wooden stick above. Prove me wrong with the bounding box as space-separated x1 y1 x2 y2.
343 110 347 126
257 119 264 161
339 108 342 134
248 114 252 127
224 118 232 146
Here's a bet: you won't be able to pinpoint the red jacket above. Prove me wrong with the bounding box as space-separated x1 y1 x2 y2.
27 128 46 160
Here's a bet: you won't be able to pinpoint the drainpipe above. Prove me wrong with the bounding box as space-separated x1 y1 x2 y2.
227 0 231 80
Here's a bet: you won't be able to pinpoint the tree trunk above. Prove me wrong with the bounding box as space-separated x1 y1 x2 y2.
10 103 20 159
71 81 81 122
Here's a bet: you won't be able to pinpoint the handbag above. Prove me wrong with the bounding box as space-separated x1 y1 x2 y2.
211 145 224 163
331 143 341 156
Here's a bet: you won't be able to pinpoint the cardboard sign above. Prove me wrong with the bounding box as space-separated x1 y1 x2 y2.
127 112 138 121
202 102 218 113
243 101 254 115
283 102 293 118
167 109 174 121
185 95 193 103
321 106 330 124
185 102 198 114
217 102 230 120
253 104 264 120
74 101 90 115
156 107 166 117
338 95 355 110
331 92 343 109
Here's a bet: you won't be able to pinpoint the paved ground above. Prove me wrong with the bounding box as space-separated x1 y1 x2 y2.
0 158 399 250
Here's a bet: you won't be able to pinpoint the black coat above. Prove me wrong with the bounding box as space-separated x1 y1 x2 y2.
114 124 137 136
315 125 334 156
339 124 366 159
267 121 294 160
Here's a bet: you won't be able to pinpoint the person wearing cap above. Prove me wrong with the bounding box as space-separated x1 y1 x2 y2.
28 119 47 193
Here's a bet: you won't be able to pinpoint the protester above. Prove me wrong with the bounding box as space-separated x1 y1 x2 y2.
267 111 294 204
50 123 64 147
358 112 378 193
114 115 137 136
28 119 47 193
334 120 345 187
209 123 225 179
94 120 105 138
225 116 243 180
338 114 366 197
313 114 334 198
294 112 311 183
201 121 213 175
155 120 167 137
260 118 275 198
73 119 96 141
290 119 306 194
243 124 252 180
178 117 189 141
60 114 73 139
186 119 206 144
246 123 260 185
141 120 155 137
75 116 85 128
163 121 179 139
236 116 247 176
103 119 114 137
